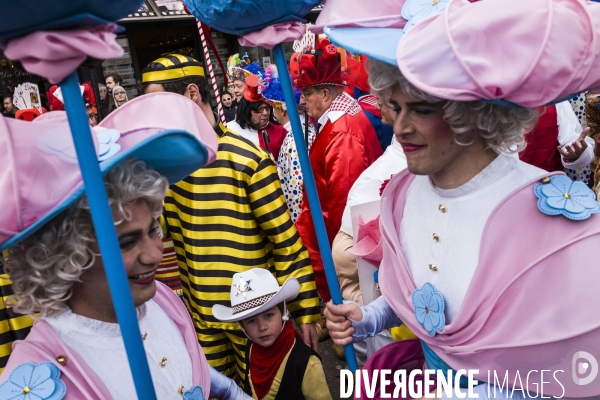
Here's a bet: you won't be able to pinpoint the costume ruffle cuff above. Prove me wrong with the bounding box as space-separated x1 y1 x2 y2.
348 297 402 343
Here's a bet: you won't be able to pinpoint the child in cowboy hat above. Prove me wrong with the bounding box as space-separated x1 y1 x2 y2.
213 269 332 400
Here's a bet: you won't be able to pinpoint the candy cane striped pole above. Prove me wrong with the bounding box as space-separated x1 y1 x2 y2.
197 20 226 125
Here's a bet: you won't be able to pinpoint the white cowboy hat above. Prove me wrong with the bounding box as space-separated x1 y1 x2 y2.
212 268 300 322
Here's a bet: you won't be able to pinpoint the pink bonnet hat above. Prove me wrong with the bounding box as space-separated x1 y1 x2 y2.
321 0 445 66
0 92 218 251
311 0 407 34
397 0 600 107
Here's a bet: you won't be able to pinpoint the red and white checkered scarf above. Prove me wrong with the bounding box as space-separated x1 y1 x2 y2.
328 92 363 117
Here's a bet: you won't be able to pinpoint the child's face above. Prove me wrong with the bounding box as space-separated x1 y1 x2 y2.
241 306 283 347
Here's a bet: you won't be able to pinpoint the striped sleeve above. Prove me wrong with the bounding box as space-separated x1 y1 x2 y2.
246 157 321 324
0 260 34 374
155 238 183 299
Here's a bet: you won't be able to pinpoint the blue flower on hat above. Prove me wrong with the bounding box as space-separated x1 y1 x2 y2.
412 282 445 337
183 386 206 400
36 127 121 164
402 0 450 33
36 127 79 164
95 128 121 161
534 175 600 220
0 362 67 400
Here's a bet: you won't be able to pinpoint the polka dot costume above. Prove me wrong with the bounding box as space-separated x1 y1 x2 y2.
566 92 591 185
276 122 317 222
568 92 588 128
565 165 592 187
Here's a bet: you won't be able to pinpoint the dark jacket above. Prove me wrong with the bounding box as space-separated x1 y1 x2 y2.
242 339 321 400
222 105 237 122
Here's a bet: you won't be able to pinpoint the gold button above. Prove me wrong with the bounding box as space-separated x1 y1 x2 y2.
563 193 571 199
429 264 438 271
56 356 67 366
178 386 185 395
160 357 167 367
541 177 551 184
439 204 446 213
22 386 31 395
142 332 148 340
432 233 439 242
432 0 440 4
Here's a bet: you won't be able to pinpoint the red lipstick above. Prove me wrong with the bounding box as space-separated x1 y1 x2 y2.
401 143 425 153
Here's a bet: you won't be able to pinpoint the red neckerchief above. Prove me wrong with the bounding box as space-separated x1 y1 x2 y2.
249 320 301 399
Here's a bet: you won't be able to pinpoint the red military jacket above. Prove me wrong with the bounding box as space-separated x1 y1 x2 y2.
295 94 382 302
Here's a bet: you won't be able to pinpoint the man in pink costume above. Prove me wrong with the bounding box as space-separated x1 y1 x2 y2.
323 0 600 398
292 38 382 303
0 88 250 399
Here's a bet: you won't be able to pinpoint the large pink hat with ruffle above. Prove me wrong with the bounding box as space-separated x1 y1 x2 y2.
321 0 600 108
311 0 407 34
397 0 600 108
0 92 218 251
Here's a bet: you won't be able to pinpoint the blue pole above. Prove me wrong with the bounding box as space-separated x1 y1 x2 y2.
273 44 359 372
60 72 157 399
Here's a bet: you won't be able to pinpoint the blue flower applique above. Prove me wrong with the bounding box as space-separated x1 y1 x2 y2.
534 175 600 220
412 282 446 337
37 127 121 164
0 361 66 400
183 385 206 400
402 0 450 33
94 128 121 161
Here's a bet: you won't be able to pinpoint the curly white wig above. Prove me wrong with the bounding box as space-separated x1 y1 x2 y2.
5 159 168 317
367 58 539 154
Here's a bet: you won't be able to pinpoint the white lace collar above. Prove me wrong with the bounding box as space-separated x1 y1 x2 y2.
44 303 148 338
428 153 516 198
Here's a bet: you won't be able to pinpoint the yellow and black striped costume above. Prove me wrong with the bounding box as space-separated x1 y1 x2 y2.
161 122 321 381
0 258 33 374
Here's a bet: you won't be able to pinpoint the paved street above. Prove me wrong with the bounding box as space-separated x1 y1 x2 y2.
319 336 344 399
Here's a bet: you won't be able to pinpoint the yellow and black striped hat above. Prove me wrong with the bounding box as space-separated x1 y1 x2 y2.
142 54 205 84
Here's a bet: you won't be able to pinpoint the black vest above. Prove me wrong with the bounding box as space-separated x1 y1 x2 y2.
243 339 321 400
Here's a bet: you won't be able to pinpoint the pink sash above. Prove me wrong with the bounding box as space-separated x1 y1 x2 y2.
379 170 600 397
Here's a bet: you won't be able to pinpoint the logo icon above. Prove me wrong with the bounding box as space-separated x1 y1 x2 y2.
572 351 598 385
